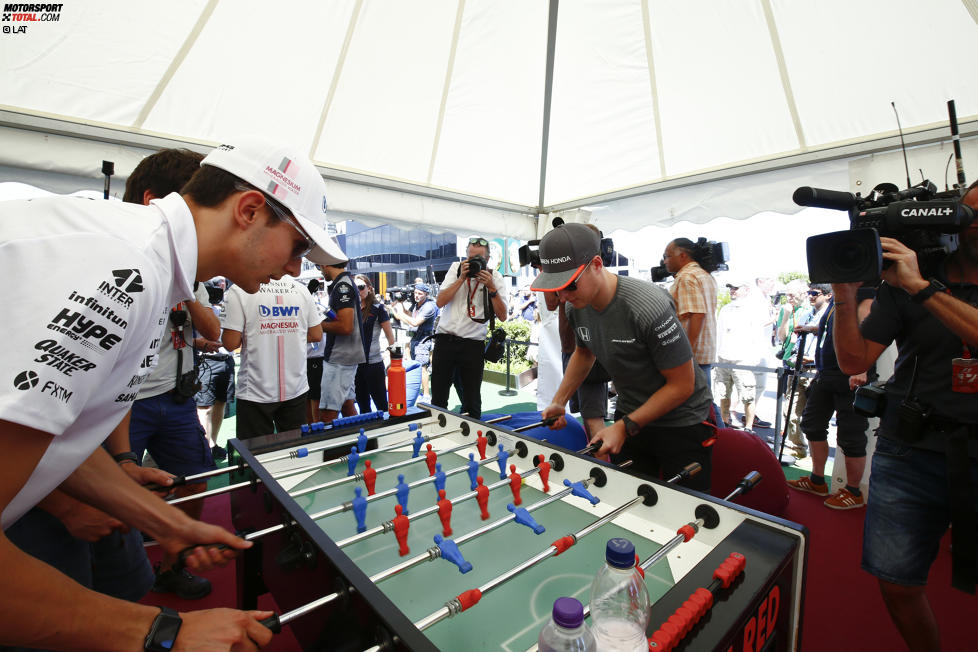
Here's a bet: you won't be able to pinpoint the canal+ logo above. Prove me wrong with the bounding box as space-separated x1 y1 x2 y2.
259 304 299 318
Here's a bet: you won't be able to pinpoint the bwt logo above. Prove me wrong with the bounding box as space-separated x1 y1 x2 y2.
259 305 299 318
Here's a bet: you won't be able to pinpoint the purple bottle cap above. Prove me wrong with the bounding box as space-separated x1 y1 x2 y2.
552 596 584 629
605 537 636 569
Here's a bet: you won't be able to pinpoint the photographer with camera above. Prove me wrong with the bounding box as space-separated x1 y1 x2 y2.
393 283 437 399
536 223 714 492
831 184 978 649
431 237 507 418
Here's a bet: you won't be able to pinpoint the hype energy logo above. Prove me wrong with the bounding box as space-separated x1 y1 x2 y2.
2 3 62 34
264 157 301 201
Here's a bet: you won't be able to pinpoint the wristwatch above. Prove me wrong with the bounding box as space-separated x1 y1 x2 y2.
488 290 498 298
911 278 946 304
621 415 642 437
144 607 182 652
113 451 139 464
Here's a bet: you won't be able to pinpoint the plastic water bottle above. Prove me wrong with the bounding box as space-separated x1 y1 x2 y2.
387 346 406 416
589 538 650 652
538 597 596 652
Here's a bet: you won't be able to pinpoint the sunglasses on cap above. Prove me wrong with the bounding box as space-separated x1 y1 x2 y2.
235 182 315 260
564 260 593 292
468 237 489 247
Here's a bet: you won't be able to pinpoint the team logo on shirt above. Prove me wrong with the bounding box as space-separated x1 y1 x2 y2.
33 339 97 376
259 305 299 318
576 326 591 342
46 308 123 353
112 269 143 293
13 370 39 390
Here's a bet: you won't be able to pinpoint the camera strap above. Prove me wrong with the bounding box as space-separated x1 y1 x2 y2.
466 280 490 323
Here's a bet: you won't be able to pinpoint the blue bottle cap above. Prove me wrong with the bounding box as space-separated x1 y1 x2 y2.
605 537 636 569
552 596 584 629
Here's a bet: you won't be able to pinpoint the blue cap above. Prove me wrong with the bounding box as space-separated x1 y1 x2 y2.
414 283 430 294
552 597 585 629
605 537 636 569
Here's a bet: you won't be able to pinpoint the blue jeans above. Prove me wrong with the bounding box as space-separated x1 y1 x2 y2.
130 392 216 476
862 436 978 585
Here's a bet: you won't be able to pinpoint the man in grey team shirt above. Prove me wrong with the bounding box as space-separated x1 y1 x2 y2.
536 223 714 491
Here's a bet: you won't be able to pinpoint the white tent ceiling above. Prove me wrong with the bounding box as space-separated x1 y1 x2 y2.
2 0 978 240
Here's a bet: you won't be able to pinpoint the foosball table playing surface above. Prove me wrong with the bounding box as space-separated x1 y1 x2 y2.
227 406 807 651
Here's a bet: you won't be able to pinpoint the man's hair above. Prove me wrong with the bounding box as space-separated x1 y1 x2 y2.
811 283 832 295
670 238 695 255
180 164 242 208
123 148 203 204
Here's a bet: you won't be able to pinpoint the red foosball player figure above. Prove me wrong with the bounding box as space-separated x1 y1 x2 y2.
537 456 551 493
508 464 523 506
475 476 490 520
363 459 377 496
437 489 453 536
393 504 410 556
425 443 438 476
476 430 488 460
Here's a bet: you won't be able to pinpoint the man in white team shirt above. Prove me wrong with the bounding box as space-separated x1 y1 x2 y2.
222 278 323 439
0 136 346 650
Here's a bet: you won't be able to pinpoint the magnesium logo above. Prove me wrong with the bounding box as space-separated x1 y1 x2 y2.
13 370 39 390
259 304 299 318
112 269 143 293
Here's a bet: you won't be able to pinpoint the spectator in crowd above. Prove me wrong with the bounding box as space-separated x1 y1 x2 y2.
223 276 324 438
775 280 814 452
303 277 328 424
431 237 508 418
749 276 779 428
516 286 537 322
319 260 365 423
195 277 235 461
0 135 345 649
393 283 437 399
355 274 395 413
781 283 831 457
663 238 718 384
121 149 222 599
537 223 714 491
715 279 768 430
789 286 875 502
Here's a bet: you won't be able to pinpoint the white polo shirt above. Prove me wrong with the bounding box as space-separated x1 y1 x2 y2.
0 192 197 528
436 261 507 341
224 277 319 403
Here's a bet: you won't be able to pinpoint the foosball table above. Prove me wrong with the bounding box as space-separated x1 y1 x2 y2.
226 406 807 651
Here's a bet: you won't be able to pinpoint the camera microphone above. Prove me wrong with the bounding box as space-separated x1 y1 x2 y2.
793 186 859 211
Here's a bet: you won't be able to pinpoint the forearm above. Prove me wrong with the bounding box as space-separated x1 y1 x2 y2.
550 349 595 407
492 294 507 321
831 300 875 374
0 534 157 651
919 291 978 348
685 313 704 345
436 279 463 307
627 366 695 427
102 410 131 457
187 300 220 341
58 447 187 540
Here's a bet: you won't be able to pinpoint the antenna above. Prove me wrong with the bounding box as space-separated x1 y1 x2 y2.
947 99 967 190
891 102 912 189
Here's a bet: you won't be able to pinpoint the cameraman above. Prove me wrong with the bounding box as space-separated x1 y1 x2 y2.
663 238 718 385
832 185 978 649
431 237 507 418
393 284 437 398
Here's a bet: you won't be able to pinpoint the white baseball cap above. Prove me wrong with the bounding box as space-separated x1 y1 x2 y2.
201 136 347 266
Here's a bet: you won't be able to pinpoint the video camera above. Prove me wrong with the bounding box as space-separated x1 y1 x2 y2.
388 286 411 302
650 238 730 282
518 217 617 269
796 181 974 283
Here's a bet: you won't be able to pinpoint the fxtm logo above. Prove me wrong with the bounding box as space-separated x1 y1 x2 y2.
259 305 299 318
13 370 39 390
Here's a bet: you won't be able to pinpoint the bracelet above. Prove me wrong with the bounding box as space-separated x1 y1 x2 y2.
113 451 139 464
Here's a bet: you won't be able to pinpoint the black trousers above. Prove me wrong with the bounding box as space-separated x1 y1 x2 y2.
431 334 486 418
355 361 388 414
800 375 869 457
236 393 307 440
612 412 714 493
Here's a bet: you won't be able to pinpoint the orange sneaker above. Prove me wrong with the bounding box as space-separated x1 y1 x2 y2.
787 476 829 496
824 488 865 510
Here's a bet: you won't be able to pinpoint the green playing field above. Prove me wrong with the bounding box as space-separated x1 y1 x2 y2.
283 445 677 651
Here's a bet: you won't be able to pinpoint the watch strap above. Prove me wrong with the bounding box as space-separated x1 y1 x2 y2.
622 415 642 437
911 278 946 304
145 606 182 652
113 451 139 464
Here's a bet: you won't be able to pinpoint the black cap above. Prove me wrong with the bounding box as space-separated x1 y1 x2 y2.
529 223 600 292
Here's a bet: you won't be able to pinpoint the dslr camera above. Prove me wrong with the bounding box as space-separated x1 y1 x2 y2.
465 255 488 278
796 181 975 283
650 238 729 282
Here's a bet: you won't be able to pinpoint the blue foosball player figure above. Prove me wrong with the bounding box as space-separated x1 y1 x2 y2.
434 534 472 573
496 444 509 479
352 487 367 533
396 473 410 515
